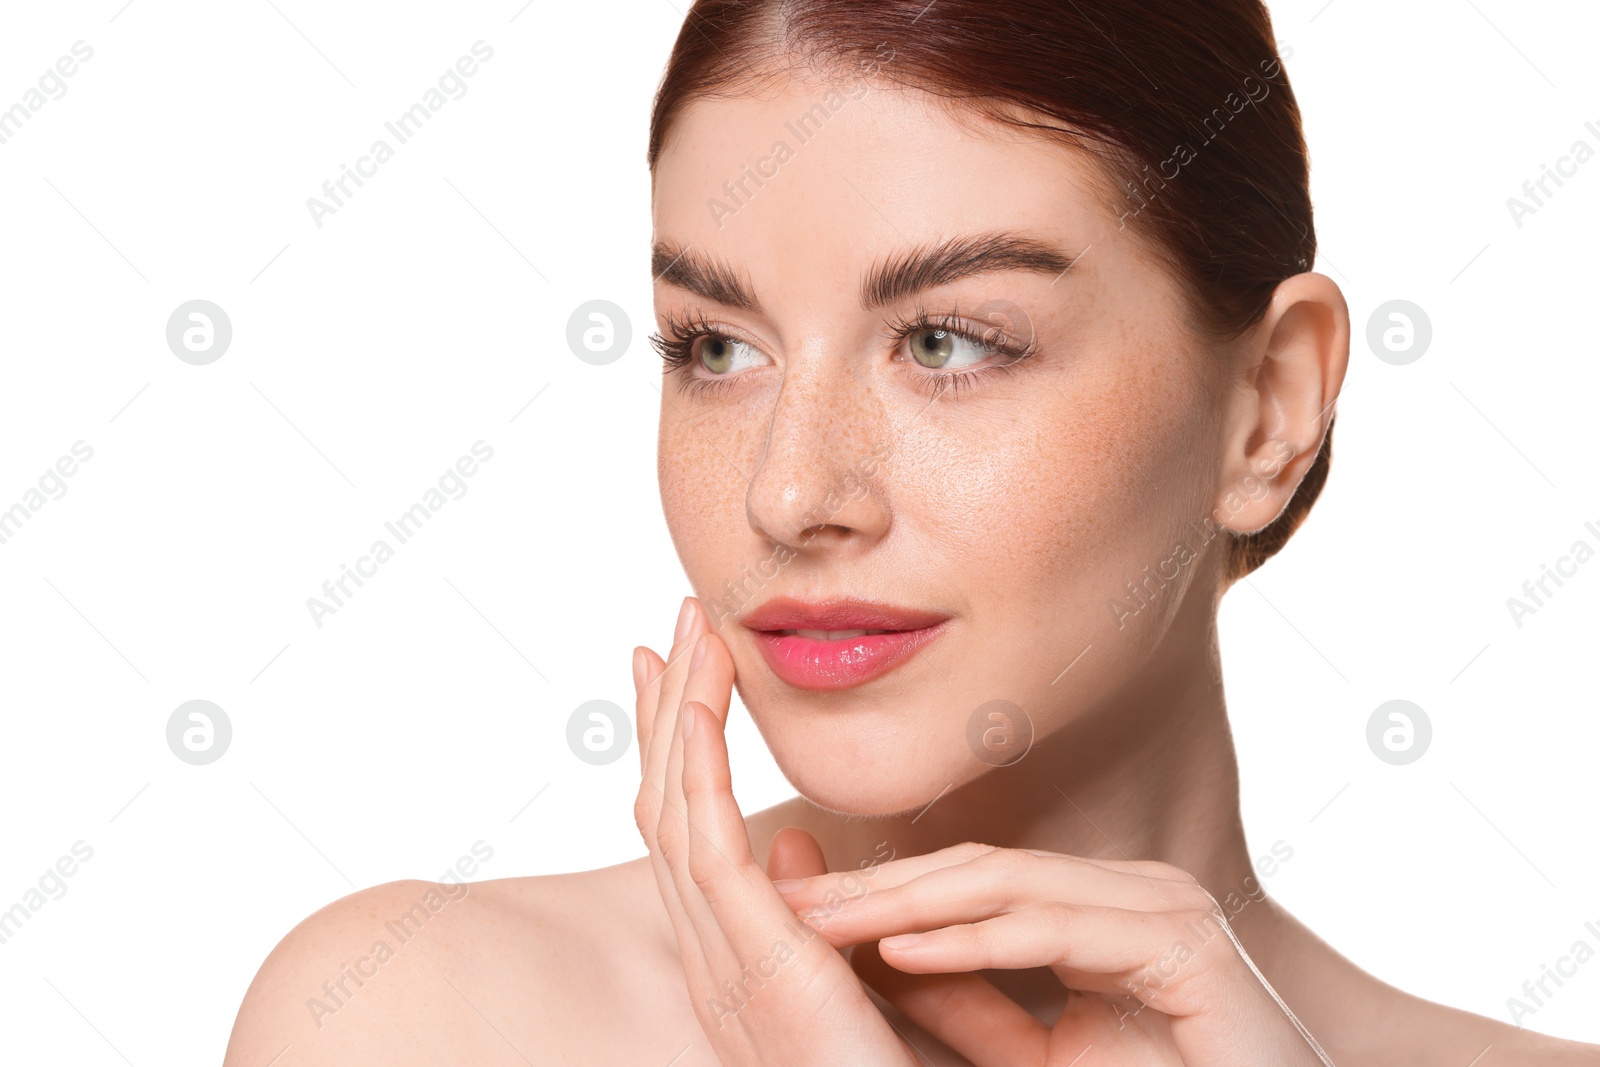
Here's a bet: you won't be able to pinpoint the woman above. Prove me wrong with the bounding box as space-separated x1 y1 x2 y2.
223 1 1600 1063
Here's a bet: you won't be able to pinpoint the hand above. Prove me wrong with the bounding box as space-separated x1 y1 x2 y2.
631 596 920 1065
776 843 1335 1066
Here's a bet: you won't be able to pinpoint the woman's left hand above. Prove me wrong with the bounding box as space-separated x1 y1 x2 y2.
774 844 1334 1066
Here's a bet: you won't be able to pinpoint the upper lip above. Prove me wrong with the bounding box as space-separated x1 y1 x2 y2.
740 596 950 632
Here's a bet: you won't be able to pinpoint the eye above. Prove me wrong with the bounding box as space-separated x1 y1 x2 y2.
695 333 766 376
650 308 773 391
885 306 1043 400
904 326 996 371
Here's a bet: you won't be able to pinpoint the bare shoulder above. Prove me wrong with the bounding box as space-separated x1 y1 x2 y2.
1351 975 1600 1066
1265 902 1600 1067
223 857 695 1067
1407 997 1600 1067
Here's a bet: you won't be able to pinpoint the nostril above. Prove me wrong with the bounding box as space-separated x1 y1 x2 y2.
793 521 850 545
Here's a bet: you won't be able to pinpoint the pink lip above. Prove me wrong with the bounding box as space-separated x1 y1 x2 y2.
740 596 951 691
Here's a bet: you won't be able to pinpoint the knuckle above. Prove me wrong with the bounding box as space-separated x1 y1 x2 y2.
1148 860 1198 885
1036 900 1079 936
633 792 660 838
975 847 1036 889
656 817 686 868
687 851 719 894
952 840 996 863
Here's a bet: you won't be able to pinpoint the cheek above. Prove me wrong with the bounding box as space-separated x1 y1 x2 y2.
657 405 758 584
890 347 1217 627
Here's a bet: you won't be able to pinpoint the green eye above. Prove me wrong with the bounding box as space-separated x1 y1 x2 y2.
699 335 736 374
907 327 994 370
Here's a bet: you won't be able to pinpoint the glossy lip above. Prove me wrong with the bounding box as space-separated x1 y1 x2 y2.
740 596 950 632
741 596 951 691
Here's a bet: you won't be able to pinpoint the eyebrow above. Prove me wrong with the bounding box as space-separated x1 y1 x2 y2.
650 230 1084 315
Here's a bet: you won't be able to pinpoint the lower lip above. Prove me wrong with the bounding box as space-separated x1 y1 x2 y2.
750 622 947 691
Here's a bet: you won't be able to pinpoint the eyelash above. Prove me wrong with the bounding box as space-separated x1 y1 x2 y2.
649 303 1041 401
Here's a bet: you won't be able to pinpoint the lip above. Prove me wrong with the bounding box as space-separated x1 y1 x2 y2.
741 596 951 691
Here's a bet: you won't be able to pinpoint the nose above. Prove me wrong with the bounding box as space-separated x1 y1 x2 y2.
744 357 892 555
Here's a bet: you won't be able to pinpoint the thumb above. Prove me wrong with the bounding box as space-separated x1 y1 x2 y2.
766 825 828 882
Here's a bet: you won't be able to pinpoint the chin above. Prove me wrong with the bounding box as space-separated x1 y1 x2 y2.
785 774 946 821
754 710 986 819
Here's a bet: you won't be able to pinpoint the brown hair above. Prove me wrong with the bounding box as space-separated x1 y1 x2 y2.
647 0 1332 581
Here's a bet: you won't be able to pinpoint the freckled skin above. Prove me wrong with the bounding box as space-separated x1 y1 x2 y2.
639 69 1598 1065
653 77 1228 816
223 68 1600 1067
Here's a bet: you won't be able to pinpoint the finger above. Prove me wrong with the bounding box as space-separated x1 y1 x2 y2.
632 601 715 986
646 597 709 805
767 826 828 883
677 627 736 729
776 842 1199 913
636 597 709 843
680 699 758 888
679 697 840 976
660 632 706 845
661 628 734 847
877 903 1227 1011
654 642 738 970
789 849 1203 948
633 645 666 773
851 940 1052 1067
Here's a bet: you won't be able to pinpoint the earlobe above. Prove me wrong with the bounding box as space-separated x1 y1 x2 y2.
1213 272 1350 535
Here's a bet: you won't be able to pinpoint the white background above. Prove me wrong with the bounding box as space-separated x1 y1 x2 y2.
0 0 1596 1061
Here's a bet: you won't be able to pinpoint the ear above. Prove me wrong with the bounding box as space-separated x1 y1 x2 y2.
1214 272 1350 534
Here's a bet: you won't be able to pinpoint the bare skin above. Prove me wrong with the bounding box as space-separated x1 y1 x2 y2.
224 68 1600 1066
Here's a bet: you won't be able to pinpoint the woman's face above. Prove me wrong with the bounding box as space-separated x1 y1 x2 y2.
651 69 1235 816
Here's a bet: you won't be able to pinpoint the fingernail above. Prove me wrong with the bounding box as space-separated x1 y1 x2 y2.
674 596 697 644
631 647 646 691
682 701 697 740
690 633 707 670
881 933 925 950
772 878 806 892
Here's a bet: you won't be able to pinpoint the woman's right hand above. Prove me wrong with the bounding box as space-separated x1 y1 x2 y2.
631 596 920 1066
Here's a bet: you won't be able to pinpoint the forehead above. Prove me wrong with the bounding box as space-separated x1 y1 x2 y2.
650 74 1120 302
